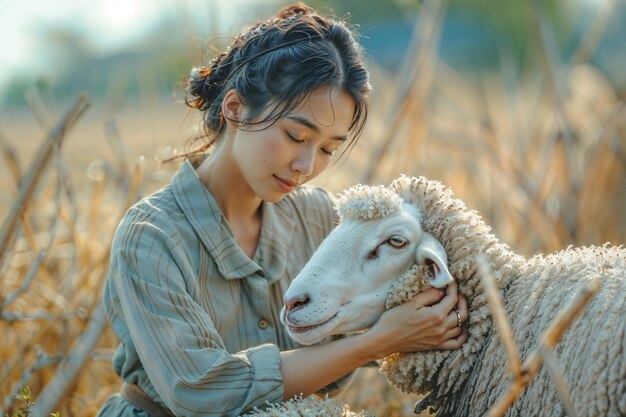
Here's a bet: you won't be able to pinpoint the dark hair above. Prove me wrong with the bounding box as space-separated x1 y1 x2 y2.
184 2 370 157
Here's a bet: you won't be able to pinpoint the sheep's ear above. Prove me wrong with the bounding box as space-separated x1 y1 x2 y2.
415 233 454 288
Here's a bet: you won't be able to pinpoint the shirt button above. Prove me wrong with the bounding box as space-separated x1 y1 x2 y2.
258 319 268 329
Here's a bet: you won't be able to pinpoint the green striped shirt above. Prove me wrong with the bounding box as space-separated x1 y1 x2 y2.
100 160 337 416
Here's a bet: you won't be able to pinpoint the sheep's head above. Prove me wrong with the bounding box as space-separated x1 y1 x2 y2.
378 175 525 407
280 184 453 346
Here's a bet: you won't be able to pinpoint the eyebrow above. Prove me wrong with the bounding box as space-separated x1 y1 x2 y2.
286 115 347 141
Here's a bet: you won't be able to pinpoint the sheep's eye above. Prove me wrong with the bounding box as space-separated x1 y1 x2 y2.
388 236 408 248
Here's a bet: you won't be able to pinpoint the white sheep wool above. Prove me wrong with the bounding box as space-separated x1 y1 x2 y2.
380 175 626 417
241 395 372 417
335 183 405 221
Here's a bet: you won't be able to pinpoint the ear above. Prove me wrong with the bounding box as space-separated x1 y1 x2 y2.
415 232 454 288
222 89 242 126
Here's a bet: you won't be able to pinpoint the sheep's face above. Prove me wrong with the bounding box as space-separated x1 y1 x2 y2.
281 203 452 346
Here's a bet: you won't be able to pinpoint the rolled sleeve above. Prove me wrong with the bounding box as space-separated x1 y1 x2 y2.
237 344 284 407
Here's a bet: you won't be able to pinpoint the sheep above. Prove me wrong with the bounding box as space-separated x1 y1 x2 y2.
280 184 454 347
241 395 371 417
281 175 626 417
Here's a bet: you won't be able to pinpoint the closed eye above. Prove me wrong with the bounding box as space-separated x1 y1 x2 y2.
285 131 304 143
286 131 335 156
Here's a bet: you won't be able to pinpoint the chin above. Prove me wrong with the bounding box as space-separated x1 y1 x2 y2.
259 188 290 203
286 328 325 346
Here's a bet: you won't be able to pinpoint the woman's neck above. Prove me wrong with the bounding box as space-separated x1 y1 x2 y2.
195 148 263 259
195 146 262 224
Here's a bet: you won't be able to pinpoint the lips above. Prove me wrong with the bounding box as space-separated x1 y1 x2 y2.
285 313 337 333
273 175 299 192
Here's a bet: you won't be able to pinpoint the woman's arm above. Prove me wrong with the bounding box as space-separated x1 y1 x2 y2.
280 284 468 399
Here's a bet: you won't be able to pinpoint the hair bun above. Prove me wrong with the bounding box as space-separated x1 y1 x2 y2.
277 2 311 19
185 51 229 111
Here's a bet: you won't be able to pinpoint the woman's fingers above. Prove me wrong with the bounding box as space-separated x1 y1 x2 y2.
442 323 463 341
439 327 468 350
411 287 444 308
432 285 458 317
457 293 469 322
444 294 468 328
445 281 458 298
441 293 469 348
378 283 469 353
446 308 462 329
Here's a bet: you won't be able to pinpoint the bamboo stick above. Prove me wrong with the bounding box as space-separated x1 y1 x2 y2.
105 120 129 182
2 352 62 412
485 277 600 417
361 0 447 184
24 88 52 132
1 249 46 310
0 130 21 188
477 255 522 378
29 155 145 417
527 0 579 238
569 0 615 65
538 346 578 417
85 172 106 268
0 95 90 261
29 303 107 417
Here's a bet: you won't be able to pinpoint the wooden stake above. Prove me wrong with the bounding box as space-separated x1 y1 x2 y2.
477 255 522 377
485 277 600 417
29 155 145 417
539 346 578 417
361 0 447 184
0 95 90 261
30 303 107 417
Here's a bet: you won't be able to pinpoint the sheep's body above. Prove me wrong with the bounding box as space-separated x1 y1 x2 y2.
384 176 626 417
282 175 626 417
435 246 626 416
384 245 626 417
241 395 371 417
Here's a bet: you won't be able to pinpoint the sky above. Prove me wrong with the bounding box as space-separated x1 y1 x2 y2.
0 0 620 100
0 0 155 69
0 0 262 95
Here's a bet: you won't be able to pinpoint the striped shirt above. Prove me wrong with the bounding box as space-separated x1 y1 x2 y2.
100 160 337 417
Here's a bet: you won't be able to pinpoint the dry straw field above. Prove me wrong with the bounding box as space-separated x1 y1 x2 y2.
1 2 624 417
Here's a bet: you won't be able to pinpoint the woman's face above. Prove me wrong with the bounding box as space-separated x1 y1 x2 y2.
232 86 356 202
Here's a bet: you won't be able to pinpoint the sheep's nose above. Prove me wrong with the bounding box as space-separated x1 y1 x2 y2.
283 293 311 312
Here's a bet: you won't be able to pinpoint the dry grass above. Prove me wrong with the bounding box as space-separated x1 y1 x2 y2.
1 3 625 417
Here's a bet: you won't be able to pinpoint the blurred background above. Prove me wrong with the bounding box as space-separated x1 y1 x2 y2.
1 0 625 416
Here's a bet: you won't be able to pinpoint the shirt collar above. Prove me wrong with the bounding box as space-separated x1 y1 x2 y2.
171 160 295 282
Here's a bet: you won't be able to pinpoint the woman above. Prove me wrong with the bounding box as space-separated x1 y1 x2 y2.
97 3 468 416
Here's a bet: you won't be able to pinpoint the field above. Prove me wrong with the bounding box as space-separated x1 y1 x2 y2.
1 5 625 417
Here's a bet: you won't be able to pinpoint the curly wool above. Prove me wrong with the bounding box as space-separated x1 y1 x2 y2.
241 395 372 417
379 175 626 417
335 184 405 221
386 265 431 309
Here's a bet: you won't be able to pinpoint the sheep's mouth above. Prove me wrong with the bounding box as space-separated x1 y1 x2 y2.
286 313 338 334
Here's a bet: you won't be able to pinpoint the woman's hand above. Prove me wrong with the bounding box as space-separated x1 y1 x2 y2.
365 282 468 359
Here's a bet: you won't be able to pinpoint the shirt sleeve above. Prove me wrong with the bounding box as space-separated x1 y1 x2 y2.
108 218 284 417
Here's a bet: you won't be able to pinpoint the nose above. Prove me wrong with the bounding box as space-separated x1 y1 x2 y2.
291 147 315 176
283 293 311 312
